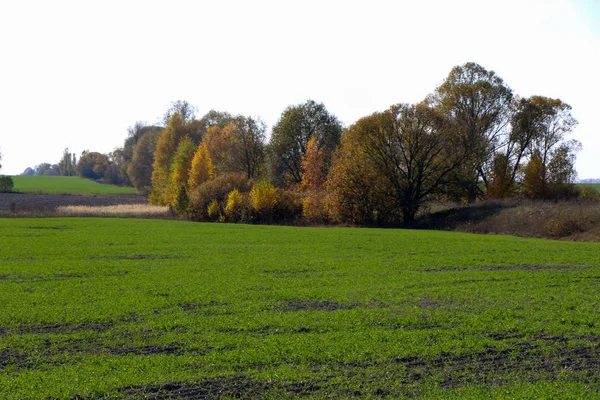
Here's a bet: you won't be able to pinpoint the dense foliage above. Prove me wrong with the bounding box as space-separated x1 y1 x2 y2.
16 63 585 224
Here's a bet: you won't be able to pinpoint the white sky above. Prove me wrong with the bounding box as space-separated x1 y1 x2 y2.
0 0 599 178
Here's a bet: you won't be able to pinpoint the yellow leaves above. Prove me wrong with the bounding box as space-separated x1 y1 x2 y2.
188 142 216 193
250 181 277 216
300 137 325 191
225 188 245 221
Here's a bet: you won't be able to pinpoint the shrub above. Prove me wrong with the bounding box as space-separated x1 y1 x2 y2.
250 181 277 218
224 189 249 222
188 172 253 220
274 189 303 223
302 191 327 223
0 176 14 193
578 186 600 202
207 200 221 220
173 184 190 216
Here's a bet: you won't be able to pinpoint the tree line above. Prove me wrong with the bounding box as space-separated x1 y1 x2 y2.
18 62 589 223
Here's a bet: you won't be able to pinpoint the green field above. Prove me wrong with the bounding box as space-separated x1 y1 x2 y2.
0 218 599 399
580 183 600 193
11 176 137 195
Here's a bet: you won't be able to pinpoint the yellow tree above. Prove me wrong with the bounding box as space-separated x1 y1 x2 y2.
165 136 196 207
150 113 187 204
188 142 215 193
300 137 326 221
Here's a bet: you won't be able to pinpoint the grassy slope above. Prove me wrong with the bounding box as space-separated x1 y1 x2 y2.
11 176 137 195
580 183 600 192
0 219 598 399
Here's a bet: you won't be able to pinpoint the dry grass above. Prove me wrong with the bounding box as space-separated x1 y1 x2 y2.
55 204 173 218
418 199 600 242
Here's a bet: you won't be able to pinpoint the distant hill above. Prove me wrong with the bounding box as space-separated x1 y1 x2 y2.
580 178 600 184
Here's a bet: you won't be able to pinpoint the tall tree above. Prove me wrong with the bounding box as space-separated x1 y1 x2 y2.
269 100 342 186
165 136 196 206
127 129 161 193
359 103 463 223
150 113 189 204
163 100 196 125
188 142 215 193
57 148 76 176
432 62 513 201
76 151 109 180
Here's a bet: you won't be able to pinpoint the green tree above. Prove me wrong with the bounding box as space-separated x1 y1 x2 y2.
58 148 76 176
165 136 196 206
269 100 342 186
432 62 513 201
359 103 463 223
76 151 109 180
127 129 161 193
163 100 196 125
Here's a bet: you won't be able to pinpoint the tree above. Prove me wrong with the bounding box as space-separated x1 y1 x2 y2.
165 136 196 206
127 129 161 193
150 113 189 204
359 103 463 223
228 116 266 179
300 137 327 222
187 142 215 193
57 148 76 176
163 100 196 125
326 123 394 225
76 151 109 180
250 180 278 218
432 62 513 201
269 100 342 186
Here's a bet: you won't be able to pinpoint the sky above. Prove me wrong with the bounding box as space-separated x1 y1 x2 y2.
0 0 599 178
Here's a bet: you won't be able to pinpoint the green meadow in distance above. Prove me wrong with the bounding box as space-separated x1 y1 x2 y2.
0 218 598 399
10 176 137 195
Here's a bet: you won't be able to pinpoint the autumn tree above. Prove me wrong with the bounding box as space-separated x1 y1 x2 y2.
188 142 215 193
300 137 326 222
57 148 76 176
150 113 190 204
326 122 395 225
269 100 342 186
432 62 513 201
164 136 196 206
250 180 278 218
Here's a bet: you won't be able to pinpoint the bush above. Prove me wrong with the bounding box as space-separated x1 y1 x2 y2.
207 200 221 221
578 186 600 202
188 172 253 220
225 189 250 222
302 191 327 223
0 176 14 193
274 189 303 223
173 184 190 216
250 181 277 219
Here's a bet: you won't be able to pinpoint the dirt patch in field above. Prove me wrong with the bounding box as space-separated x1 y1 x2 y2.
419 297 452 309
483 265 573 271
0 350 31 368
277 299 358 312
118 376 322 399
0 192 146 213
106 344 181 356
0 322 113 336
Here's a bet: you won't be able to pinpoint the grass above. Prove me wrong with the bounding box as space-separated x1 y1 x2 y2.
0 218 599 398
55 204 171 218
11 176 138 195
580 183 600 193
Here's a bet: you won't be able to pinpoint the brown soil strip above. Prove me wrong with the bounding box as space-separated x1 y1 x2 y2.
277 299 358 312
